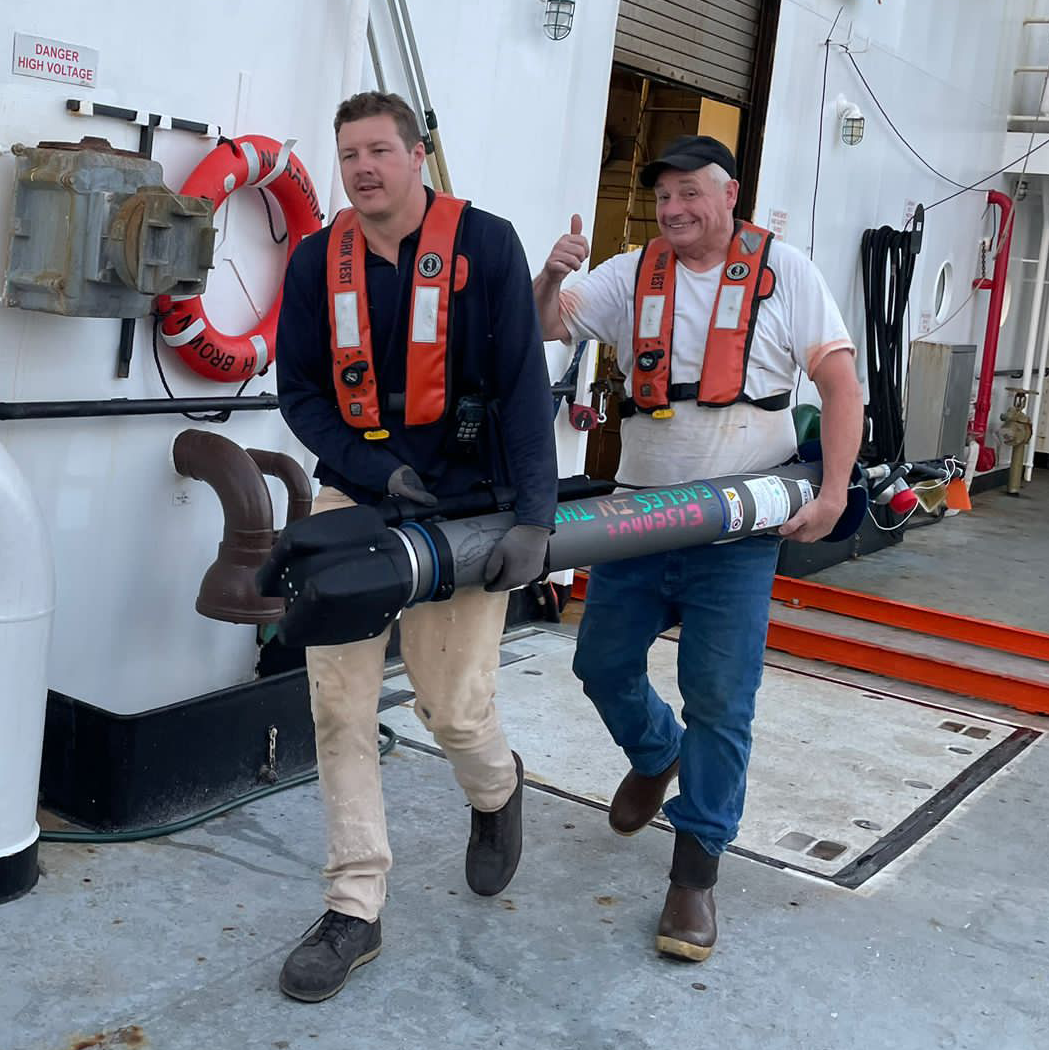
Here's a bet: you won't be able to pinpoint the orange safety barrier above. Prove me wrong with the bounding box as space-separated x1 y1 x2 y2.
771 576 1049 663
765 620 1049 716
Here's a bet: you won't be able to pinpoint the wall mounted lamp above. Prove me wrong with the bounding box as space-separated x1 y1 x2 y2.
544 0 575 41
836 95 865 146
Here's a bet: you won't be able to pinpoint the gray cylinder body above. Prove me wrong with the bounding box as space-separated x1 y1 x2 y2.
429 462 822 593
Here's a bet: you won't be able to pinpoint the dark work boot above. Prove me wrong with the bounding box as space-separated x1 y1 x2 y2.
279 910 381 1002
608 758 680 836
655 832 719 962
466 751 524 896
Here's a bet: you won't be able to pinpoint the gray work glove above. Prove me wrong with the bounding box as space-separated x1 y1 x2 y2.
387 465 437 507
483 525 550 592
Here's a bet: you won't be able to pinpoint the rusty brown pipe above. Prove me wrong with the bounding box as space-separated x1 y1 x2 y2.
246 448 313 528
172 429 285 624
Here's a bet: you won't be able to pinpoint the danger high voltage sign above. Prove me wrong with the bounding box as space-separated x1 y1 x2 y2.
12 33 98 88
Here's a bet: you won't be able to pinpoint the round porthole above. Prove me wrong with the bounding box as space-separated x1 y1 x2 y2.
934 261 953 323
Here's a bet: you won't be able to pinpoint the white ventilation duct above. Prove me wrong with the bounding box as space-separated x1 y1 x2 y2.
0 440 55 903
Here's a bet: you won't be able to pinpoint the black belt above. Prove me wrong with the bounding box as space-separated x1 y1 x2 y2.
619 385 790 417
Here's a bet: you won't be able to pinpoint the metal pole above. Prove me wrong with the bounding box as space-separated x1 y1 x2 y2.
0 396 278 420
1026 312 1049 480
1020 190 1049 396
367 16 387 93
384 0 442 190
971 191 1015 471
395 0 452 193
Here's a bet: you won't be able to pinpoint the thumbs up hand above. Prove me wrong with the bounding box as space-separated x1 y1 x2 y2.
542 213 591 281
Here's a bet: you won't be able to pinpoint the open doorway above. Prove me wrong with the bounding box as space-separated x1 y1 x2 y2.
582 67 745 482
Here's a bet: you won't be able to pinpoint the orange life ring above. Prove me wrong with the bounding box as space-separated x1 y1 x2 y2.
156 135 322 382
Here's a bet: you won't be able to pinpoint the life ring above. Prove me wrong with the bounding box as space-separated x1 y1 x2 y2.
156 135 322 382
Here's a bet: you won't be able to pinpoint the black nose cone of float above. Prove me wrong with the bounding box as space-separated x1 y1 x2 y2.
258 504 415 647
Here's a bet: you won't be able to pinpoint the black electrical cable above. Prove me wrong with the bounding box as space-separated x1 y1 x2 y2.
809 7 844 261
861 225 920 464
842 46 1049 230
917 142 1049 220
152 314 252 422
809 40 830 261
845 51 975 192
845 47 1049 211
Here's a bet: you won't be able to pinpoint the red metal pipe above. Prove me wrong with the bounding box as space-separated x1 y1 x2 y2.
971 189 1013 471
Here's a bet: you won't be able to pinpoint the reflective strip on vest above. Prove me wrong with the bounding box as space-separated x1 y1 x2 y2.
630 240 675 412
326 194 469 430
327 211 379 427
631 221 776 412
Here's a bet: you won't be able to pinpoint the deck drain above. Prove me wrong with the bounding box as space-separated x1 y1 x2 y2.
939 720 991 740
904 779 933 789
776 831 815 851
807 840 848 862
948 745 974 755
853 819 882 831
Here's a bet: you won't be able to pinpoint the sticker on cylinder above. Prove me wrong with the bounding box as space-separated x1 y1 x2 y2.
797 480 814 505
744 476 791 530
723 487 744 532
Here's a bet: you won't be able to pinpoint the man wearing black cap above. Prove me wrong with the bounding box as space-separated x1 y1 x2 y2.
533 135 862 961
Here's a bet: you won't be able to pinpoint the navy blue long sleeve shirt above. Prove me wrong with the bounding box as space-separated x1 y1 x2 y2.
275 194 558 529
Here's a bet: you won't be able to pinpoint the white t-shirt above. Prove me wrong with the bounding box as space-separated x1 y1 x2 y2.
560 238 854 488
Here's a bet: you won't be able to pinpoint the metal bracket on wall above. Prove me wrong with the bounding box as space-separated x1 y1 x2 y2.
65 98 221 379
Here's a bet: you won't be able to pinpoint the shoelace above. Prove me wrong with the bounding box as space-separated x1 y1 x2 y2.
301 911 355 947
475 806 508 849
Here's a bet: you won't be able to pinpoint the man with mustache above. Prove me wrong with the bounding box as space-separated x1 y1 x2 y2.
533 135 862 963
275 91 557 1001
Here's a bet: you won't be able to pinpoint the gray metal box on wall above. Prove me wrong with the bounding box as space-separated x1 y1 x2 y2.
904 341 977 461
4 137 214 318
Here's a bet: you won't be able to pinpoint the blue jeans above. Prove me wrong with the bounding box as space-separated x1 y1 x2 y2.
572 536 781 855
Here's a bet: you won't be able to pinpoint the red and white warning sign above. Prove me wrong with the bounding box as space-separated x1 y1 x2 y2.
12 33 98 88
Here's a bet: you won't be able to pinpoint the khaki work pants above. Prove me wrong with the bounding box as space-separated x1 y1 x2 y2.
305 487 517 921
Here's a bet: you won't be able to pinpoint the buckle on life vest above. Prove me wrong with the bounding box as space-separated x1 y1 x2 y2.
364 429 390 441
652 408 676 420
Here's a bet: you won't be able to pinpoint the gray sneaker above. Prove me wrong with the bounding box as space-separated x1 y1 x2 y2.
279 910 381 1002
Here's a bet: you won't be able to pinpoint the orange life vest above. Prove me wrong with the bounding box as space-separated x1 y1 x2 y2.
327 194 469 436
630 221 782 417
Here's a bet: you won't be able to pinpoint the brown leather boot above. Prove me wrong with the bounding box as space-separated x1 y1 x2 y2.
608 758 679 836
655 832 719 961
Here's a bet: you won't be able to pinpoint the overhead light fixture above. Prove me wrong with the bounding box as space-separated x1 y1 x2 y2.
836 95 864 146
544 0 575 41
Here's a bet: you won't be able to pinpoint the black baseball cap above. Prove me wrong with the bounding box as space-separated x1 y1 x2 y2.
640 135 737 188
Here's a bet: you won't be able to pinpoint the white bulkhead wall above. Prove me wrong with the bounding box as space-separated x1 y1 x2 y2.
756 0 1023 422
0 0 619 715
